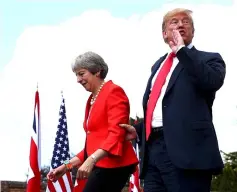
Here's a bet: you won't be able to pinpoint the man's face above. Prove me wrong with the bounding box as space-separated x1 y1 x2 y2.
162 12 194 45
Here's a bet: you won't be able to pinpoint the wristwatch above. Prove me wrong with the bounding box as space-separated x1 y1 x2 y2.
63 160 72 171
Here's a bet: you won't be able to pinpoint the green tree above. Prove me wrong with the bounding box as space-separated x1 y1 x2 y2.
41 165 50 188
211 151 237 191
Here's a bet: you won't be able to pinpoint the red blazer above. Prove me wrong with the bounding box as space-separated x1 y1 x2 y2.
76 80 138 168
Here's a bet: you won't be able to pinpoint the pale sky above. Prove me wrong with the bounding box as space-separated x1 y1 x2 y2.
0 0 236 182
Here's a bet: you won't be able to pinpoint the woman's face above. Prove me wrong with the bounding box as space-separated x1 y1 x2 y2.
75 68 97 92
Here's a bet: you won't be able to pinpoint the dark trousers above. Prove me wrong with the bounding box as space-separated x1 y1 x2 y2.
83 165 135 192
144 130 212 192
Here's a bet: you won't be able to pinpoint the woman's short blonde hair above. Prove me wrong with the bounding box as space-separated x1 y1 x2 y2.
162 8 194 32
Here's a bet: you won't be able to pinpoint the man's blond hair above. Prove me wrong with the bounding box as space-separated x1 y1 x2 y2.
162 8 194 32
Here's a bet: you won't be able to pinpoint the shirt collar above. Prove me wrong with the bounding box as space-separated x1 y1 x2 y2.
166 42 194 56
187 43 193 49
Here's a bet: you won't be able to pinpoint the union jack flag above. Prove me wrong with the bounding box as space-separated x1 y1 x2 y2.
27 90 41 192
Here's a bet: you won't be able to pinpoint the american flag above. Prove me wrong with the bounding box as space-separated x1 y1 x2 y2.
46 96 73 192
129 142 141 192
27 90 41 192
129 117 141 192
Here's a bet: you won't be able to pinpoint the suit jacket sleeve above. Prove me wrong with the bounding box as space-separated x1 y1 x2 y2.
134 121 143 146
176 47 226 91
99 86 129 156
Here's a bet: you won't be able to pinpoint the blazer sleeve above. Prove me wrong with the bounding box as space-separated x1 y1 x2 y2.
176 47 226 91
76 149 84 163
99 86 129 157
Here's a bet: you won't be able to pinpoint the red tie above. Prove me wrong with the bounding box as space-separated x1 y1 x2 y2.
145 52 176 140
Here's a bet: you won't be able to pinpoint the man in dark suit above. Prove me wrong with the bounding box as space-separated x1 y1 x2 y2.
120 8 226 192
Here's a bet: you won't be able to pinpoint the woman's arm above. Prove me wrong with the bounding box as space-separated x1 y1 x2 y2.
99 86 129 157
89 149 108 164
69 155 82 168
47 156 82 182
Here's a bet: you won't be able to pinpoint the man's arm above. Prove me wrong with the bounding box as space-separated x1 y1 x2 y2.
120 120 144 145
134 121 143 145
177 47 226 91
170 29 226 91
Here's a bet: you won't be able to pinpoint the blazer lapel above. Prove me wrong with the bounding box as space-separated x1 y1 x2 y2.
165 62 183 95
83 95 92 130
165 46 196 95
86 81 111 129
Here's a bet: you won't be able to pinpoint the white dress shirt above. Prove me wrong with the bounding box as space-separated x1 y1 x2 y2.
150 44 193 128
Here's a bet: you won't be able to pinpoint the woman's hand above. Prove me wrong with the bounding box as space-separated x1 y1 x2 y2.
47 165 66 182
76 156 95 180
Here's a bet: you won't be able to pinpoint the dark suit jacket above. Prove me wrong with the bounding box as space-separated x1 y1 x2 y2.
136 46 226 178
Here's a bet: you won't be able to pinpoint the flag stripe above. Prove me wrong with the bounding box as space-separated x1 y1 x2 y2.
58 177 67 192
49 181 63 192
66 172 74 190
46 180 57 192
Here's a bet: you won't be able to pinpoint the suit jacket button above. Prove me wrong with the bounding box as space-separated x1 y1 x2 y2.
87 131 90 134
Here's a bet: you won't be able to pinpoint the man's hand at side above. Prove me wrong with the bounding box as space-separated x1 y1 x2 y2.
119 124 137 141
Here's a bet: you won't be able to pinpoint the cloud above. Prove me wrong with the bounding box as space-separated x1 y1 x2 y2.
0 3 236 181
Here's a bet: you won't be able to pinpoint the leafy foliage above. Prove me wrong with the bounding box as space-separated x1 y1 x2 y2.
211 151 237 191
41 165 50 188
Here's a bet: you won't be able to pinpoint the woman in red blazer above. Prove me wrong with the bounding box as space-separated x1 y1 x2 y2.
47 51 138 192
